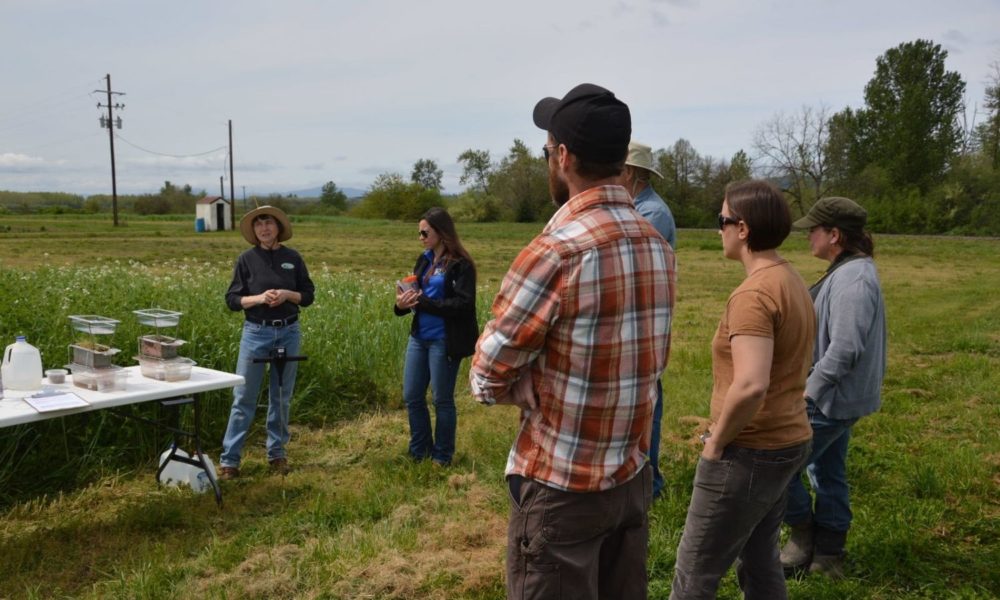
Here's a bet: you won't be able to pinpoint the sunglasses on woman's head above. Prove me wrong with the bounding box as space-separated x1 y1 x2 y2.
419 229 430 239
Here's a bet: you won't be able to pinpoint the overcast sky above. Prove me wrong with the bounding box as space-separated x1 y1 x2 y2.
2 0 999 197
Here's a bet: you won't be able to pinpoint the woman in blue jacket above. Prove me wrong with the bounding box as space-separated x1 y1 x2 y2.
394 207 478 466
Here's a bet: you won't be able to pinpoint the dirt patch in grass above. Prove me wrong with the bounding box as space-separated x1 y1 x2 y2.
195 544 304 599
675 415 711 449
330 474 506 599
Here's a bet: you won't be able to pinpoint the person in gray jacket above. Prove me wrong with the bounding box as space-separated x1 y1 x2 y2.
781 196 887 579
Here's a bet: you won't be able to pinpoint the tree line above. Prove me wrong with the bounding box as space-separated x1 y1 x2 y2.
2 39 997 235
345 39 999 235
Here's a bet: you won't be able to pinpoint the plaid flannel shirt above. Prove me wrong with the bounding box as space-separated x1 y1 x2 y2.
471 185 676 492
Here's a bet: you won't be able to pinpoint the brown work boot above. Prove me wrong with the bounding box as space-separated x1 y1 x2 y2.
809 553 846 580
810 526 848 580
219 466 240 481
269 457 290 475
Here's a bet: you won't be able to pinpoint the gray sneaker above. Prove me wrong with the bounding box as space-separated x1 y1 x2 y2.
780 522 814 570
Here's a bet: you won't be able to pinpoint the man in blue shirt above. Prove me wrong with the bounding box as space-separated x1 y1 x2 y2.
623 141 676 499
625 141 676 249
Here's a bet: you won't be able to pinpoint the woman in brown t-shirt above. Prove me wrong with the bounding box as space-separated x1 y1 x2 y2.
670 180 815 600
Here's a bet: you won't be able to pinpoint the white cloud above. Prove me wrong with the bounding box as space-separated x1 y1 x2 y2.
0 153 48 172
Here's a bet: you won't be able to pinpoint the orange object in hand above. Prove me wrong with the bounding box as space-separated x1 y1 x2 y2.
397 274 419 292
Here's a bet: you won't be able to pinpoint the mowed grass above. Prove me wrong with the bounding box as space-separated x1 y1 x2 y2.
0 214 998 599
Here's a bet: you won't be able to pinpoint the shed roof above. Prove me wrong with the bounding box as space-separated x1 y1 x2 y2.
197 196 229 205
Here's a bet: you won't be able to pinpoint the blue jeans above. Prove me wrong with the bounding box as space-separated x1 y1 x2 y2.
402 336 460 464
784 399 859 532
650 379 665 498
670 442 811 600
220 321 301 468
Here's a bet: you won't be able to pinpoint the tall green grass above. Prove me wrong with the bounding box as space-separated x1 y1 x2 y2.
0 260 477 501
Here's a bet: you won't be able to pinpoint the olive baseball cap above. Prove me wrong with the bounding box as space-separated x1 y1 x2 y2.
793 196 868 231
533 83 631 164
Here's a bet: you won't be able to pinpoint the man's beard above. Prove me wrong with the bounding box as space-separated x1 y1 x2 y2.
548 164 570 207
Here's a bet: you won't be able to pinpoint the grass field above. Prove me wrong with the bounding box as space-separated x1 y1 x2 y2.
0 214 998 599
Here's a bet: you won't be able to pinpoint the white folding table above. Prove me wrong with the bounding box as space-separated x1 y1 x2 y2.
0 366 243 506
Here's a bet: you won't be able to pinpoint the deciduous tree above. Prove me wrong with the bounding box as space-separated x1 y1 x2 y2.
487 139 550 222
753 105 832 214
976 59 1000 169
320 181 348 211
729 149 753 181
352 172 441 221
855 39 966 190
457 149 493 193
410 159 443 191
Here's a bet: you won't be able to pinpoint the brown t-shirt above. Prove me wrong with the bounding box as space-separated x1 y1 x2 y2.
710 260 815 449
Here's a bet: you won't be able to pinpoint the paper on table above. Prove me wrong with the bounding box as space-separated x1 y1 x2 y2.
24 391 90 413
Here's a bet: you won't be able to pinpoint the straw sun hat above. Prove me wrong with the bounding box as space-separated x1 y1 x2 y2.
239 205 293 245
625 141 662 179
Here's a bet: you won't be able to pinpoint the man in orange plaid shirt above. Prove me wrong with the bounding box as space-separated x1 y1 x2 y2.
471 83 676 600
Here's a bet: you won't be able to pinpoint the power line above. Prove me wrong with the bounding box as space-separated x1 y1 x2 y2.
0 78 101 119
114 134 226 158
0 93 98 136
0 79 102 133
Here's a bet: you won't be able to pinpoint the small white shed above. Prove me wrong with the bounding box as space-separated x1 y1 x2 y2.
195 196 232 232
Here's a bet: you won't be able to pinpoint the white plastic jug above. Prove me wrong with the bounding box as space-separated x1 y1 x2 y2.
188 455 218 494
158 447 193 488
157 447 217 494
1 336 43 391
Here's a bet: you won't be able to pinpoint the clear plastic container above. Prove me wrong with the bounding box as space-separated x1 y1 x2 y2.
45 368 68 384
134 356 196 382
69 343 120 368
68 315 121 335
138 335 186 359
132 308 183 328
67 364 128 392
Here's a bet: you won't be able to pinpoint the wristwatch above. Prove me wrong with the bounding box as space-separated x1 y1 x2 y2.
699 431 712 444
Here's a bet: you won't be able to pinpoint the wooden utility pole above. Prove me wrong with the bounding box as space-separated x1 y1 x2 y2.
229 120 235 230
95 74 125 226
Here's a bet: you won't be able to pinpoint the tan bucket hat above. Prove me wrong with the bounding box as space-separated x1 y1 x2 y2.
625 141 662 179
239 205 292 245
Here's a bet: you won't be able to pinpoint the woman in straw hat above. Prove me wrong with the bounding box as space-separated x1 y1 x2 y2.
219 205 315 479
